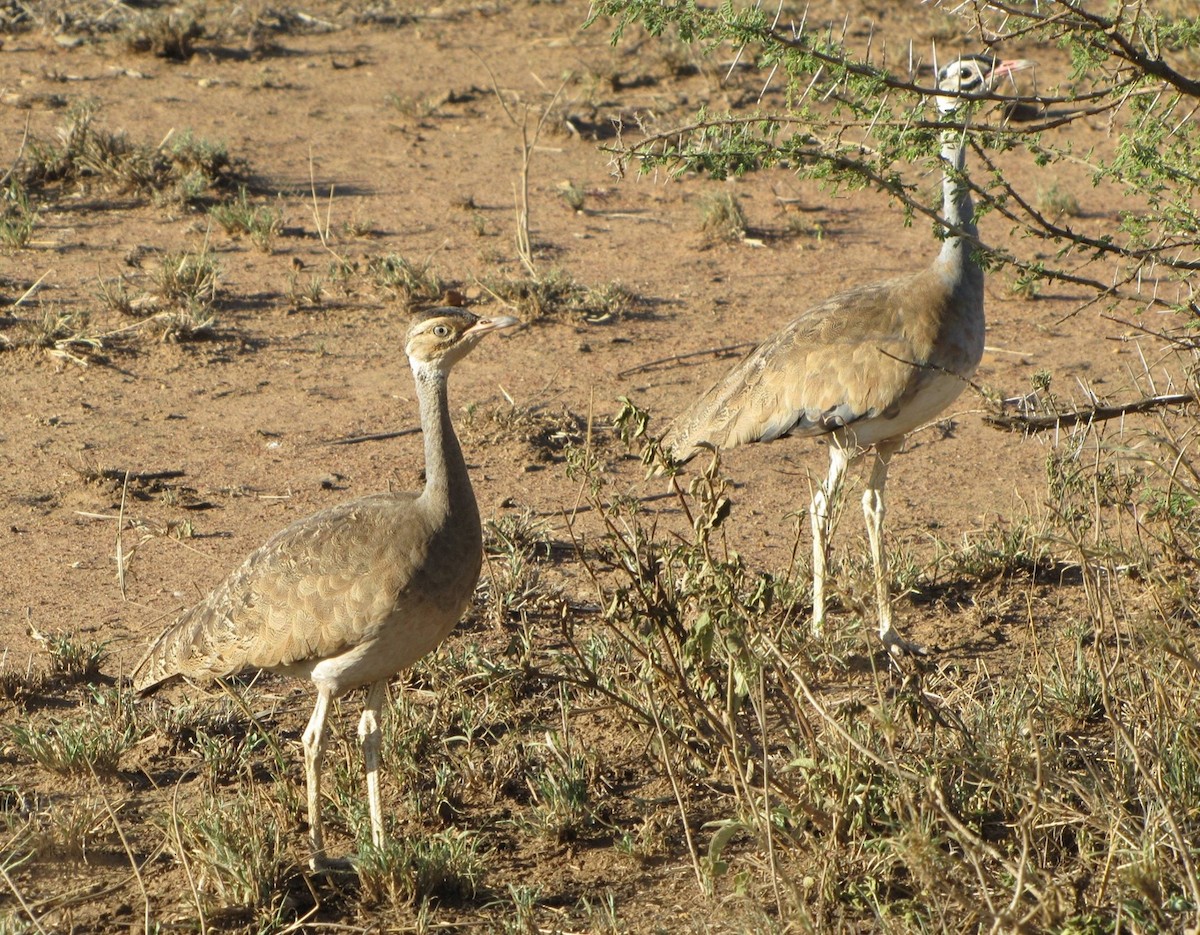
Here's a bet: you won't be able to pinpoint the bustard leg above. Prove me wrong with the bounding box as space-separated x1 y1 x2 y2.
862 439 927 656
811 444 853 635
358 680 388 849
302 687 333 869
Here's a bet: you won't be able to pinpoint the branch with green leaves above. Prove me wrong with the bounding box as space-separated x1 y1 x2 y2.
588 0 1200 317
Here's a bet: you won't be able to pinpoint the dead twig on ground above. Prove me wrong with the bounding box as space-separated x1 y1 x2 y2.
984 392 1194 433
618 342 756 378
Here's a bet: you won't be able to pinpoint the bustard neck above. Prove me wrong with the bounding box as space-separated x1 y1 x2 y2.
936 125 978 272
411 362 478 523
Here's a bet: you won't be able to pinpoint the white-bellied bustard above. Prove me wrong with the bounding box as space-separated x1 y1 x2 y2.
662 55 1032 655
133 307 519 868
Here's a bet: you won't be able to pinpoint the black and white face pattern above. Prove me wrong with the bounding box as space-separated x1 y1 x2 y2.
933 53 1033 116
936 54 1000 97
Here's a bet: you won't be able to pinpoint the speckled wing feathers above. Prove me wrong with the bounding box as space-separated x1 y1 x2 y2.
662 268 981 460
131 491 480 693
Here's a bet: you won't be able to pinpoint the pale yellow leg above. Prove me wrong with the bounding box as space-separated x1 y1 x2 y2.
301 688 332 869
862 439 926 656
811 445 852 635
358 680 388 849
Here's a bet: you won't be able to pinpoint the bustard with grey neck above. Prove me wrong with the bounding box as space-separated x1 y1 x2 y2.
662 55 1032 655
133 307 518 868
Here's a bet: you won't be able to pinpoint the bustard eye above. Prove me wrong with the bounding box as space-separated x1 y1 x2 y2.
433 324 451 337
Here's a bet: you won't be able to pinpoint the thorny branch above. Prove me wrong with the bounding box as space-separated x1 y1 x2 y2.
985 392 1195 434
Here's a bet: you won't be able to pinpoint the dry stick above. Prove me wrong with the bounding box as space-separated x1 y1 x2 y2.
170 768 208 935
26 879 131 919
648 698 707 896
0 113 31 189
1103 309 1200 351
984 392 1194 433
567 387 598 522
754 667 785 920
617 342 757 378
87 761 153 933
307 148 347 266
12 268 52 308
116 469 131 599
0 861 49 935
476 53 568 279
513 114 536 278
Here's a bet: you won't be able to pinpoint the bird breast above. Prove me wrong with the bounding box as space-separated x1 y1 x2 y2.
136 491 483 698
270 493 483 695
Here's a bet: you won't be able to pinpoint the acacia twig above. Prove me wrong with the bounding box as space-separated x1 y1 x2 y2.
984 392 1194 433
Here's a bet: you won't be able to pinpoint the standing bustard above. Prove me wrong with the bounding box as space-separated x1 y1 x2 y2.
662 55 1032 655
133 307 518 868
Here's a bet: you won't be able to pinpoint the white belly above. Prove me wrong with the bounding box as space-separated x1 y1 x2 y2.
833 371 968 451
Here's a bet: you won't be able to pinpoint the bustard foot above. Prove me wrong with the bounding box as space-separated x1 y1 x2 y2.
881 627 929 658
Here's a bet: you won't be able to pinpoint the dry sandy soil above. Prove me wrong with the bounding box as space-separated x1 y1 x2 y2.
0 1 1186 932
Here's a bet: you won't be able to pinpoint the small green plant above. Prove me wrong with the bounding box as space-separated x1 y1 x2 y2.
192 725 265 785
930 519 1046 582
340 212 376 238
366 253 444 306
209 186 282 251
94 274 136 316
481 268 633 323
1041 641 1104 722
0 652 45 704
154 306 217 343
4 792 114 865
8 689 141 777
120 8 204 60
0 178 37 249
384 92 441 119
19 308 100 355
557 180 587 211
483 511 553 628
25 100 158 192
356 828 488 907
152 244 219 339
24 103 236 207
163 130 233 205
171 792 291 913
498 884 542 935
524 729 596 843
1036 182 1082 220
38 796 113 862
286 270 325 308
698 189 746 243
43 629 105 683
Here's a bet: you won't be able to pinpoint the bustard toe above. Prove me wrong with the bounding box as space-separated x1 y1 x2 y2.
881 627 929 658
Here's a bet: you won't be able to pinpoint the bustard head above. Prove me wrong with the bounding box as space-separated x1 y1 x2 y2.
934 54 1033 116
406 308 519 373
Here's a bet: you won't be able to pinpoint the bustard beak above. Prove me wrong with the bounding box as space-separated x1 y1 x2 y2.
465 314 520 337
990 58 1034 84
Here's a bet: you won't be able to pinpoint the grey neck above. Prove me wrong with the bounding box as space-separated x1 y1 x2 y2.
412 362 477 522
936 125 978 272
